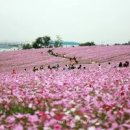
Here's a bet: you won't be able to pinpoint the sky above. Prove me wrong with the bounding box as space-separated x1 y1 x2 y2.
0 0 130 44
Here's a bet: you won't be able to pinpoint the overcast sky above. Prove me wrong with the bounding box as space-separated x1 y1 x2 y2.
0 0 130 44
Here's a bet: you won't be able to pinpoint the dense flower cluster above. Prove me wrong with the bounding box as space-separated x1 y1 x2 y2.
0 65 130 130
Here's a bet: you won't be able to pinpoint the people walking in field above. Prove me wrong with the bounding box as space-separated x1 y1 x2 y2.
70 65 75 69
69 57 78 66
73 57 78 64
126 61 129 67
123 61 129 67
56 64 59 69
118 61 129 68
54 53 58 57
12 69 16 74
33 67 36 72
33 67 38 72
63 65 68 70
47 65 52 70
119 62 123 67
48 49 54 55
77 65 82 69
40 65 44 70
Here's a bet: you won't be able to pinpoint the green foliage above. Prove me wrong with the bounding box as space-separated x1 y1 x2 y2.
122 41 130 45
32 41 41 48
114 43 121 45
43 36 51 47
54 36 63 47
32 36 51 48
0 105 35 115
79 41 95 46
115 41 130 46
36 37 43 43
32 37 44 48
22 35 63 50
22 43 32 49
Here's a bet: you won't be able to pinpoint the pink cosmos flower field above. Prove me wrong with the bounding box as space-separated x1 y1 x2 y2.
0 45 130 130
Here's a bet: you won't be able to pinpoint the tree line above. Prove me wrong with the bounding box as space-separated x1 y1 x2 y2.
114 41 130 45
22 36 130 49
79 41 95 46
22 36 63 49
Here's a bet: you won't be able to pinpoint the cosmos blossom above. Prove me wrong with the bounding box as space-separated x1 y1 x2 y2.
0 46 130 129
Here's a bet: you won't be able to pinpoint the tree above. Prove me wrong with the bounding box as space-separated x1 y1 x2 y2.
43 36 51 47
54 36 63 47
32 36 51 48
32 41 41 48
123 41 130 45
32 37 43 48
22 43 32 49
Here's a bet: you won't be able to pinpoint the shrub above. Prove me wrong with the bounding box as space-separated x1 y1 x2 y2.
54 36 63 47
22 43 32 49
32 41 41 49
79 42 95 46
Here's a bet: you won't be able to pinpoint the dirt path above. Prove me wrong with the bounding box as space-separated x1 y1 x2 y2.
47 49 79 65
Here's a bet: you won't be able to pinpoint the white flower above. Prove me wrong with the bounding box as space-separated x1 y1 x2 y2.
69 100 75 104
89 119 98 124
88 126 96 130
70 108 76 112
84 114 89 119
75 115 80 121
44 127 52 130
45 111 49 114
63 108 67 112
50 111 55 117
65 110 71 115
28 103 33 108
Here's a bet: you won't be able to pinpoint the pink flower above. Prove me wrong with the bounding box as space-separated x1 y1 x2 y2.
14 124 23 130
28 115 39 123
6 116 15 123
15 114 24 119
48 119 57 126
54 114 64 121
39 111 47 123
111 122 118 129
0 125 5 130
53 124 62 130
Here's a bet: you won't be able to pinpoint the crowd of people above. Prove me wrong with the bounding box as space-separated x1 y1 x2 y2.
11 60 129 74
11 49 130 74
32 61 129 72
32 64 86 72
